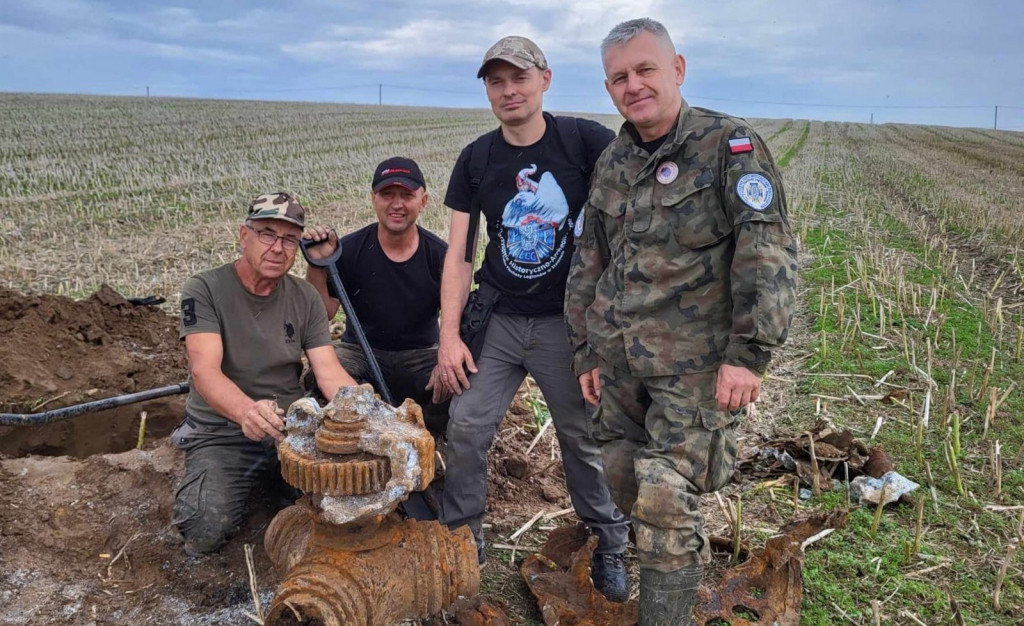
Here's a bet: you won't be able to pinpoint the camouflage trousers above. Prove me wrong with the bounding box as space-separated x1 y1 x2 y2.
595 357 739 573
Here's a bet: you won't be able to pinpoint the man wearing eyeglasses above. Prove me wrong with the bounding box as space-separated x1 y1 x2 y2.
171 192 356 555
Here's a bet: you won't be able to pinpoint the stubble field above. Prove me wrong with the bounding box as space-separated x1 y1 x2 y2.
1 93 1022 625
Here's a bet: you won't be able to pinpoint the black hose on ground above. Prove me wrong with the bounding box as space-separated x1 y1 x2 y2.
0 382 190 426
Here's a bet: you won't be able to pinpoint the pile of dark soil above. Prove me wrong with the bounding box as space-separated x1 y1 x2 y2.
0 285 187 457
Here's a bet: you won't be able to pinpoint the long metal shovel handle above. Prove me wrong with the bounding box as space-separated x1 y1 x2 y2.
301 238 395 405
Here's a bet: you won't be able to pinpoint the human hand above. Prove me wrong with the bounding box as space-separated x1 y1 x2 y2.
239 399 286 441
714 364 762 411
436 333 477 395
301 225 338 261
425 364 455 404
578 369 601 405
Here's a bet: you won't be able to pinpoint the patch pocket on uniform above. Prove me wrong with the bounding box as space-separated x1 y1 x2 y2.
660 174 731 249
590 182 628 220
698 406 739 431
172 471 206 529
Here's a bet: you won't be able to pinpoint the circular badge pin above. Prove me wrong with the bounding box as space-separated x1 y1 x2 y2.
736 173 774 211
573 213 585 238
656 161 679 185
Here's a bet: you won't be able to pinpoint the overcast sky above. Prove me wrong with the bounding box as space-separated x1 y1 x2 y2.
2 0 1023 130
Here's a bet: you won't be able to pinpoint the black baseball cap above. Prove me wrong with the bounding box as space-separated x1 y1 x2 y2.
372 157 426 193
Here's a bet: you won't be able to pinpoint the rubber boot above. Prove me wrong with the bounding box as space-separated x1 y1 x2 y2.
638 564 702 626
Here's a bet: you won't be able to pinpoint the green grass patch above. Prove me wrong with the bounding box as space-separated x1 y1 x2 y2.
786 151 1024 624
777 121 810 167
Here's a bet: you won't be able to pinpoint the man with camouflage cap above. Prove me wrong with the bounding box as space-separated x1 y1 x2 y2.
565 18 797 624
172 192 356 555
436 35 630 601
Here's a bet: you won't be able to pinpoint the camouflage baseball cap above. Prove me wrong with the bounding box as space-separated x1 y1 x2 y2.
477 36 548 78
247 192 305 228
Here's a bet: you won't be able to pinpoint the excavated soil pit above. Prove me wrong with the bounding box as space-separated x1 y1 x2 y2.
0 287 571 624
0 286 187 458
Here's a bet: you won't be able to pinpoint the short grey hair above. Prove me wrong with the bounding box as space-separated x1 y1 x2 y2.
600 18 674 56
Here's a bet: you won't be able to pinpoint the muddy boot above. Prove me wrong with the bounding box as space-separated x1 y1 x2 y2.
638 564 702 626
591 552 629 602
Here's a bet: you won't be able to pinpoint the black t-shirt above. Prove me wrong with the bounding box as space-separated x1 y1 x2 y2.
334 224 447 350
445 114 614 315
637 133 670 155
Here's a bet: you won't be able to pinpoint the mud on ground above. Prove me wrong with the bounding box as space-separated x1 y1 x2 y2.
0 287 568 625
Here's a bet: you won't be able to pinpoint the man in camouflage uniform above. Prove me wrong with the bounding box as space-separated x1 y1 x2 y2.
565 18 797 625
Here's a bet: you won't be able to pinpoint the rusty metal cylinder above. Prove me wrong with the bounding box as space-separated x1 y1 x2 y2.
264 504 480 626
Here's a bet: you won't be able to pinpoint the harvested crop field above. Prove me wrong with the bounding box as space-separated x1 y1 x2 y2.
1 94 1022 625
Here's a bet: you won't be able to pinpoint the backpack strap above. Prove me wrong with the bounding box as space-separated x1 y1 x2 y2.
464 129 498 263
553 114 591 180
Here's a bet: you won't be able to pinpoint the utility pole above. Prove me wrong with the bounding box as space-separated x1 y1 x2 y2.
994 105 999 130
870 112 874 125
379 83 382 106
146 86 150 98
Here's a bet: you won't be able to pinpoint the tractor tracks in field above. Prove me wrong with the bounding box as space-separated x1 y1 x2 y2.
841 124 1024 303
776 121 810 168
890 124 1024 177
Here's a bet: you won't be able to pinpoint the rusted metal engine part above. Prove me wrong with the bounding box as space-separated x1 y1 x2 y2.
264 504 480 626
281 384 435 525
521 512 846 626
264 384 479 626
521 524 639 626
693 510 848 626
450 596 513 625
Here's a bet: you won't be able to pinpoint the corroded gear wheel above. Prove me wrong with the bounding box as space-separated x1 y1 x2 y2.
279 440 391 496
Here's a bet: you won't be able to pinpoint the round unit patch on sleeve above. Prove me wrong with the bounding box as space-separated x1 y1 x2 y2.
573 213 585 238
736 173 774 211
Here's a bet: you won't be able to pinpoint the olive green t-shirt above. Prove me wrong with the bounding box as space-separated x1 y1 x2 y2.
179 262 331 427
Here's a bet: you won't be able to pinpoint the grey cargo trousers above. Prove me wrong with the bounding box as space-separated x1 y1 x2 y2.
440 312 628 554
171 418 294 553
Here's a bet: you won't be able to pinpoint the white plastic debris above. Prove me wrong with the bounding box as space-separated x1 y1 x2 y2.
849 471 919 505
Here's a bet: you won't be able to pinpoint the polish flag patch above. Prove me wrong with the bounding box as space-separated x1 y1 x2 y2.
729 137 754 154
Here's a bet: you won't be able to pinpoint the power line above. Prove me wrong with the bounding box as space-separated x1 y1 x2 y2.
231 84 381 94
133 80 1024 111
687 95 992 110
380 83 479 96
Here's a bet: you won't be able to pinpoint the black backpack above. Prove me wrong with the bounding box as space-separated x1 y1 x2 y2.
462 113 592 262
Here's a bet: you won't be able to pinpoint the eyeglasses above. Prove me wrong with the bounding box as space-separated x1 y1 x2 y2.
245 224 300 250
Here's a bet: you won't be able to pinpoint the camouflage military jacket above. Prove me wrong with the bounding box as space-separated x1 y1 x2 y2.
565 101 797 378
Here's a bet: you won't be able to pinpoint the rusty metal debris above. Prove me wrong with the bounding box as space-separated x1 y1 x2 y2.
737 423 877 490
520 524 638 626
450 596 512 625
263 385 479 626
693 511 848 626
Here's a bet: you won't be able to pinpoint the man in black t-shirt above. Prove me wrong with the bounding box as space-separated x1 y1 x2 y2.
305 157 451 436
435 35 629 602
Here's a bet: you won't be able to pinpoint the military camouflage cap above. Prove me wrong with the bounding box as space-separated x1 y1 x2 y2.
477 36 548 78
247 192 305 228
